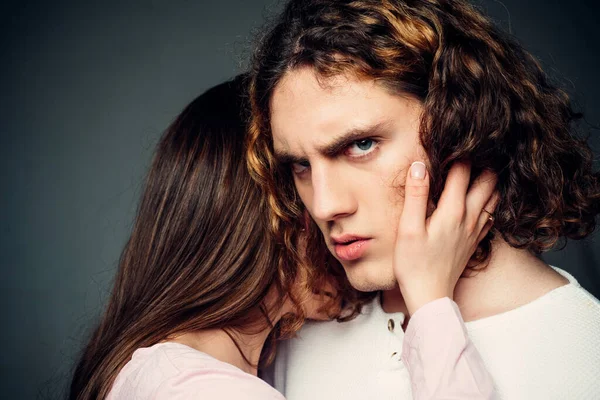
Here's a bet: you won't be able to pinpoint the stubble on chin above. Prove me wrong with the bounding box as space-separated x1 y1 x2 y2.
342 262 398 293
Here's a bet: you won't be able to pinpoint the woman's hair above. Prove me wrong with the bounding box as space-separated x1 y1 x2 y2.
69 75 343 400
247 0 600 270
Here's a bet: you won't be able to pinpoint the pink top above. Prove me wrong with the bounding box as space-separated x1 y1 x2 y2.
108 297 493 399
106 342 285 400
402 297 495 399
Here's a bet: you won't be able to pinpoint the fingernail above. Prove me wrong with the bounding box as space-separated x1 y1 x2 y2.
410 161 426 180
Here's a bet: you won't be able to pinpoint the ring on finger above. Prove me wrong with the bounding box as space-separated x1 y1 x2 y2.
482 208 495 222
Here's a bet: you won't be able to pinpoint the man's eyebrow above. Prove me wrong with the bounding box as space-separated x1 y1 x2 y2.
317 121 392 157
274 150 306 165
273 120 392 164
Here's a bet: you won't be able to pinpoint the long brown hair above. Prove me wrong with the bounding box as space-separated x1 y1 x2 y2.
247 0 600 271
69 75 322 400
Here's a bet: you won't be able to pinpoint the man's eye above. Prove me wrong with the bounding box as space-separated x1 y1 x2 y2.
347 139 377 157
292 160 310 174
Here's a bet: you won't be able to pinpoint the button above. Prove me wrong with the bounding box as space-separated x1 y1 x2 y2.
388 318 395 332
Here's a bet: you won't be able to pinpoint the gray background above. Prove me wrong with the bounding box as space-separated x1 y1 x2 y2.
1 0 599 398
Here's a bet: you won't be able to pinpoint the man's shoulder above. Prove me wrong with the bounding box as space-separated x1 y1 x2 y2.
548 280 600 345
467 278 600 398
468 273 600 341
530 268 600 334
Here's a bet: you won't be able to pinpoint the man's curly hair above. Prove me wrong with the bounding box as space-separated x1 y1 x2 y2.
247 0 600 295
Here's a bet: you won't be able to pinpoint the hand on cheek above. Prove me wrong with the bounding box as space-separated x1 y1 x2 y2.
393 161 498 316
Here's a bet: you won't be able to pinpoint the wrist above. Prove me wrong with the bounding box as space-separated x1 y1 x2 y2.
399 284 453 316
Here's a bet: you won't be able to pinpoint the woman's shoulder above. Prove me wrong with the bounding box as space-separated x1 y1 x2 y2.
107 342 285 400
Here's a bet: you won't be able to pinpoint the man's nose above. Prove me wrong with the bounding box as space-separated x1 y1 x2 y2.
311 165 357 222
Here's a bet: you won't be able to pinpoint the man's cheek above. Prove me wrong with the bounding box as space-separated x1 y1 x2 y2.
384 192 405 234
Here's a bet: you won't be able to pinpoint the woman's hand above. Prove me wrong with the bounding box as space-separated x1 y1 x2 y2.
394 161 498 316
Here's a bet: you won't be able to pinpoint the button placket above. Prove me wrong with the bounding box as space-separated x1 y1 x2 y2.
385 317 404 366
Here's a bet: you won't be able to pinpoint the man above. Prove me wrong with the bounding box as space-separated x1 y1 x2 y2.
247 0 600 398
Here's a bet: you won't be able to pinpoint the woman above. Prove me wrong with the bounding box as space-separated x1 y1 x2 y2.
69 75 496 400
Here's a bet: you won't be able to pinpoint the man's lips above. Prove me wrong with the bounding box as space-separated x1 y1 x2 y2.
331 235 371 262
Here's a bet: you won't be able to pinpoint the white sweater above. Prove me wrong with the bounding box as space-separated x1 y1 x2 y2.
271 267 600 399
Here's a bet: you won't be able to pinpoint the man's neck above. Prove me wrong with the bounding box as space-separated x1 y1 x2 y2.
381 239 569 322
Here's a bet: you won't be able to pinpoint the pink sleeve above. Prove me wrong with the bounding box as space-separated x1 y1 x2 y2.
154 368 286 400
401 297 496 400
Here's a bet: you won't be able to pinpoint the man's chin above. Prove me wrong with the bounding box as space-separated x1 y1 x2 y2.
341 261 397 292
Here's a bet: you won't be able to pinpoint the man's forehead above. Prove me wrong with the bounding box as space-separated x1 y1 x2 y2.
270 67 422 160
272 133 292 156
271 68 378 110
272 71 374 138
269 69 340 156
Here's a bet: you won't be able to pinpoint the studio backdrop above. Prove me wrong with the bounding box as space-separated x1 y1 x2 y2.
1 0 598 398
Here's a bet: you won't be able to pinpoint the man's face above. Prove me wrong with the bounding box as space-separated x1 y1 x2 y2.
270 67 425 291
